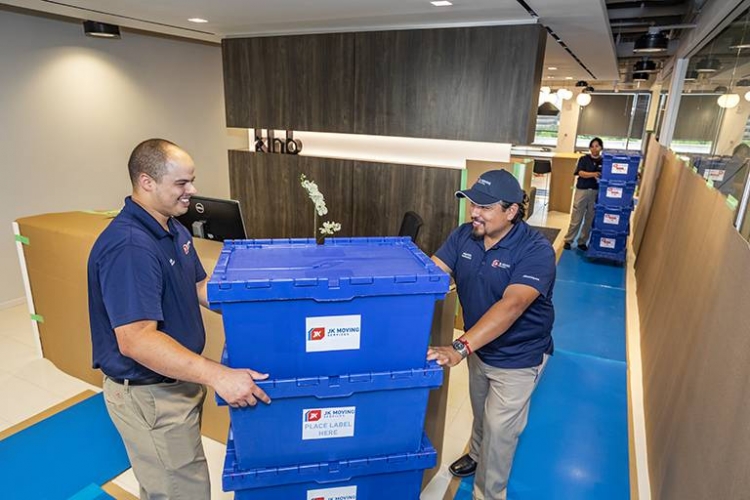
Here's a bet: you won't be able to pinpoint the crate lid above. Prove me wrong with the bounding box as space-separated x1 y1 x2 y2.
207 237 449 304
222 432 436 491
215 350 443 404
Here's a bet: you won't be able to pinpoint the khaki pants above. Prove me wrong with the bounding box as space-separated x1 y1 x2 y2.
468 354 549 500
564 188 598 246
103 377 210 500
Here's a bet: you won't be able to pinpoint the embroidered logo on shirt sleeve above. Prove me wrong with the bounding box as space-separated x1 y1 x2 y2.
522 274 540 281
461 252 473 260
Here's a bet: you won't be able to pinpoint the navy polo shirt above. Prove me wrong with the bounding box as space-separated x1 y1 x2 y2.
435 221 556 369
88 197 207 380
575 154 603 190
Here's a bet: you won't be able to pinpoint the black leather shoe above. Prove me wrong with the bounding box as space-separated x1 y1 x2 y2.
449 454 477 477
578 243 588 251
563 242 571 250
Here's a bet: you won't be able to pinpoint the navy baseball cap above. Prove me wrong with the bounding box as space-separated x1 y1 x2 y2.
456 169 525 206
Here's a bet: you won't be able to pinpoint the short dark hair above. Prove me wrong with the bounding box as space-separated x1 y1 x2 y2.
128 138 179 186
500 192 529 224
589 137 603 149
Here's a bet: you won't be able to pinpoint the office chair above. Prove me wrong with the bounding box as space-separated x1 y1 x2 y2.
398 211 424 242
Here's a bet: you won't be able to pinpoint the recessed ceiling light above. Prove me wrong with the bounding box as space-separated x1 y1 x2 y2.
188 18 209 23
547 76 554 79
431 1 453 6
547 67 558 70
565 77 573 80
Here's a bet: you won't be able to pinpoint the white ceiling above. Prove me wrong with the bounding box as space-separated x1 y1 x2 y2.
1 0 619 82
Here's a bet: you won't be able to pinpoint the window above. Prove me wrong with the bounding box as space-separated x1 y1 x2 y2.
670 94 722 154
534 114 560 146
576 93 650 152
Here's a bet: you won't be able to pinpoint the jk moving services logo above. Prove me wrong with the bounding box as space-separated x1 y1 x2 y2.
308 327 325 341
304 409 322 422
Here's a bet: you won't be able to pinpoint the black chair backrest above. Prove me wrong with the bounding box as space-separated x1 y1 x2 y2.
533 159 552 174
398 211 424 242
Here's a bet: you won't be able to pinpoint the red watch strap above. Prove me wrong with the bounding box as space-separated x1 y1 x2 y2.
458 337 473 355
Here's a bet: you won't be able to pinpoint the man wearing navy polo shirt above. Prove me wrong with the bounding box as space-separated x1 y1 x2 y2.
88 139 271 499
427 169 555 500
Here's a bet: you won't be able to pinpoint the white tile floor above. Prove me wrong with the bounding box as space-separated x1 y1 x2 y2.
0 302 471 499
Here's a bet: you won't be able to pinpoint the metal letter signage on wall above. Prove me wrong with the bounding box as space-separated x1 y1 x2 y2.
255 129 303 155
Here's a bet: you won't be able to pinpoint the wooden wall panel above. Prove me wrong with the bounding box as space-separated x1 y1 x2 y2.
228 151 460 256
635 150 750 499
222 33 354 131
222 25 545 143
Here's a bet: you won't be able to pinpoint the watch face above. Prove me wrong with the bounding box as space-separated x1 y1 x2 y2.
452 340 463 350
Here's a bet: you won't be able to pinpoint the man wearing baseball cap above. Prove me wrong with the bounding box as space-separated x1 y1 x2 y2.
427 169 556 500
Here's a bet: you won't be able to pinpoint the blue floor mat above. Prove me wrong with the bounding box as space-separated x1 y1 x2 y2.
556 250 626 290
552 280 626 362
0 393 130 500
456 352 629 500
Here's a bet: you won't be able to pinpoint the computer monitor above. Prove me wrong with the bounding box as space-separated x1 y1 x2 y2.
175 196 247 241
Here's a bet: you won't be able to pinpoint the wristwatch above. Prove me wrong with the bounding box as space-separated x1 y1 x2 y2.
452 339 470 359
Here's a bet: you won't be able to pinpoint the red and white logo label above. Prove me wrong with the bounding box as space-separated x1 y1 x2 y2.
182 241 191 254
302 406 356 440
308 327 325 341
612 162 629 175
603 214 620 225
607 187 624 199
307 486 357 500
600 237 616 249
305 409 322 422
305 315 361 353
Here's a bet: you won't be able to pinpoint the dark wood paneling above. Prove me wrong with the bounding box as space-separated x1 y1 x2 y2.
352 25 546 143
223 33 354 131
222 25 546 143
228 151 461 255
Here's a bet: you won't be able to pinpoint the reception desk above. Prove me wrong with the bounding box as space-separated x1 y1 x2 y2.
15 211 455 478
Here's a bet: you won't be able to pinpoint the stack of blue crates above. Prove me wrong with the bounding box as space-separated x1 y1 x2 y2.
207 237 449 499
587 153 640 263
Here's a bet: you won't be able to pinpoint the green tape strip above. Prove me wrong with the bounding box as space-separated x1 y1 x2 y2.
30 314 44 323
726 195 739 210
706 178 714 189
15 234 29 245
458 169 468 224
692 166 698 174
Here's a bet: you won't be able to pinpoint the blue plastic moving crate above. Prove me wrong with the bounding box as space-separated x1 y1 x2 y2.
217 351 443 469
598 179 636 208
223 433 436 499
601 154 640 182
207 237 449 379
587 229 627 263
593 204 632 233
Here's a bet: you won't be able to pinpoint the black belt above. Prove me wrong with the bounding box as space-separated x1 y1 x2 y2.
109 375 177 386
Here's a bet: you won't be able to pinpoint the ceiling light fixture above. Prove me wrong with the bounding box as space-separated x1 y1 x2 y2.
634 28 668 53
575 80 588 87
188 18 209 23
633 72 649 82
430 1 453 6
576 93 592 107
633 59 657 73
718 93 740 109
683 69 699 81
83 20 120 39
547 66 558 70
696 57 721 73
538 101 560 116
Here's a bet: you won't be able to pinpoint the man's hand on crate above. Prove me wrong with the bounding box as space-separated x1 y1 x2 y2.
213 365 272 407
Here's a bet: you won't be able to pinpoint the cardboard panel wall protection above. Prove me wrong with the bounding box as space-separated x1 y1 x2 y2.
632 136 666 255
634 151 750 499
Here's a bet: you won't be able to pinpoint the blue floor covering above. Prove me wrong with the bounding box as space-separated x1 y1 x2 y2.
455 250 629 499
